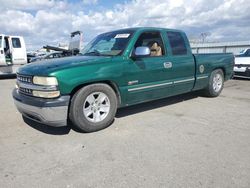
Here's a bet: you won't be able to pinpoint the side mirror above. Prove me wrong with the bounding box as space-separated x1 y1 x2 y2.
134 46 150 57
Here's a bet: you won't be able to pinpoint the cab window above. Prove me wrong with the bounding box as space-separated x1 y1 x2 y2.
12 38 21 48
167 31 187 55
134 31 165 57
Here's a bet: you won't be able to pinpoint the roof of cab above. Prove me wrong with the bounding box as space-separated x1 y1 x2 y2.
0 34 23 38
107 27 184 33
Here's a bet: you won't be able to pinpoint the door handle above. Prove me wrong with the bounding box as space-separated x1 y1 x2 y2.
0 50 3 54
163 62 172 69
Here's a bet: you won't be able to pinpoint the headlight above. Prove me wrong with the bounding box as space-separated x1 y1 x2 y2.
33 76 58 86
32 76 59 98
32 90 60 98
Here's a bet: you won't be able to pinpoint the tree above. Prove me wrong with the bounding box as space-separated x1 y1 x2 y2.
200 32 211 43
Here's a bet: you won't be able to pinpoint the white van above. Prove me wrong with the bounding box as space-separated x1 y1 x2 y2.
0 34 27 75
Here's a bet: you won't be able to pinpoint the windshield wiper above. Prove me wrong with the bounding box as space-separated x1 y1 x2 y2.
83 50 101 56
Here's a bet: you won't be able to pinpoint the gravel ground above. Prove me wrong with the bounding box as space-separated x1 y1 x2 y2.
0 78 250 188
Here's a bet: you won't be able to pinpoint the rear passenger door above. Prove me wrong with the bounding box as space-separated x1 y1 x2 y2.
164 31 195 95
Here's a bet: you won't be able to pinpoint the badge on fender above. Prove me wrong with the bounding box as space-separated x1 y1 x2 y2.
199 65 205 73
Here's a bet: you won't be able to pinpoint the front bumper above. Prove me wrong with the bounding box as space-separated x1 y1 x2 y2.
13 88 70 127
234 66 250 79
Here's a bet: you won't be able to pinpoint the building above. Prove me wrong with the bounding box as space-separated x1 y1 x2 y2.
190 41 250 54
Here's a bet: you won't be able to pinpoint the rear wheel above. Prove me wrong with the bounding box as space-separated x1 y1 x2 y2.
203 69 224 97
69 84 117 132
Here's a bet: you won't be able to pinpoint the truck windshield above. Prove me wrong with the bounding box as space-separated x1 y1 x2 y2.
0 36 2 48
81 30 134 56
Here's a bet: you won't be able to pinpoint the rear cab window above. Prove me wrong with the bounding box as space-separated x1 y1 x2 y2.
12 38 21 48
167 31 187 56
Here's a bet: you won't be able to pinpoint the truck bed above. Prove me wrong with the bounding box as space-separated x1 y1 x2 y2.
192 53 234 91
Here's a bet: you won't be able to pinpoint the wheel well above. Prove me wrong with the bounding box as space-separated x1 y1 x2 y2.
213 67 226 78
70 81 122 106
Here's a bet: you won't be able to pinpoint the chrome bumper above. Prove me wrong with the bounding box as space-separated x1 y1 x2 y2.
233 66 250 78
13 89 70 127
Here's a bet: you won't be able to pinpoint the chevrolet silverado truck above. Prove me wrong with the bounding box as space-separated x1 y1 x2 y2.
13 27 234 132
234 48 250 78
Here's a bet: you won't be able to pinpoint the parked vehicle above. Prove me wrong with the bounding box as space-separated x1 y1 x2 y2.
234 48 250 78
43 31 83 56
27 53 36 63
13 27 234 132
235 49 250 57
30 52 65 63
0 34 27 75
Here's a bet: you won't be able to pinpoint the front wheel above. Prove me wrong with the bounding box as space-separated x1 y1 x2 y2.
69 84 118 132
203 69 224 97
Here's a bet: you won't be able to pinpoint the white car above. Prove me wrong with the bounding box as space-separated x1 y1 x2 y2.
234 48 250 79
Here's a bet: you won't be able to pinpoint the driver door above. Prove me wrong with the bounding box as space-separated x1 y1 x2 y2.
125 30 173 105
10 37 27 65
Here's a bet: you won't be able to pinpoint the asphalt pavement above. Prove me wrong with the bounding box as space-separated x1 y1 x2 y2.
0 78 250 188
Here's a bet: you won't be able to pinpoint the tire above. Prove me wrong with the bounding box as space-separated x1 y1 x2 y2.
69 84 118 132
203 69 224 97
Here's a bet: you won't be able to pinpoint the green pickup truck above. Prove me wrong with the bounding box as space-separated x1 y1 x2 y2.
13 27 234 132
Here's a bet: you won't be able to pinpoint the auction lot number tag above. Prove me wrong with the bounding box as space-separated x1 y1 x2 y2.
115 34 130 38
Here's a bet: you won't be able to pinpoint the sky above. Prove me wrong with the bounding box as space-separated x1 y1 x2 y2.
0 0 250 50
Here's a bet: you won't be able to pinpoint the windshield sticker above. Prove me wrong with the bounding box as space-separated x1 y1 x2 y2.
114 34 130 38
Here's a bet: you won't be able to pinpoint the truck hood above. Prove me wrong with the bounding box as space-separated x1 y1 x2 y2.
18 55 112 76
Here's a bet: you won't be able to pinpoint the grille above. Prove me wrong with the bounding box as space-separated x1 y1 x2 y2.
17 74 32 84
19 87 33 96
